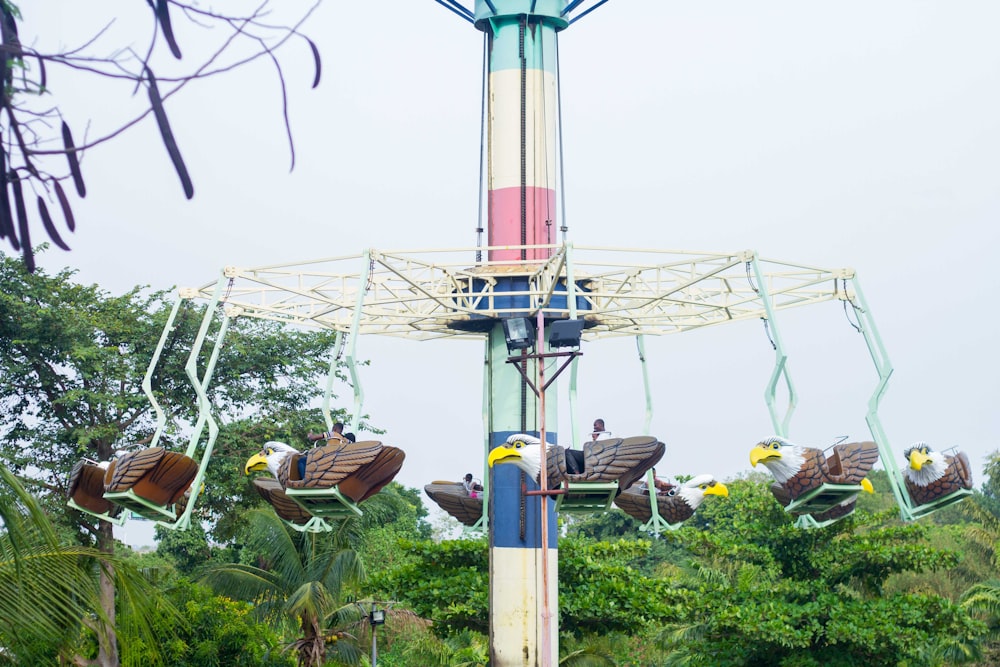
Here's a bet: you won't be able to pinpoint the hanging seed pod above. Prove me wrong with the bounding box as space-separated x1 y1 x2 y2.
307 38 321 88
155 0 182 59
53 180 76 232
145 66 194 199
37 196 70 251
10 171 33 271
61 121 87 197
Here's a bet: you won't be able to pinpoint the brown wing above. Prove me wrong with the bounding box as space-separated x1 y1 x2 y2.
783 448 827 498
424 482 484 527
770 483 793 508
337 446 405 503
106 447 166 492
613 485 653 523
544 445 568 488
952 451 974 490
254 478 313 525
578 436 665 490
824 441 880 484
105 447 198 506
288 440 383 490
68 461 118 515
656 494 696 525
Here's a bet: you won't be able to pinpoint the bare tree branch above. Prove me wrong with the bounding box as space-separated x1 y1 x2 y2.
0 0 323 270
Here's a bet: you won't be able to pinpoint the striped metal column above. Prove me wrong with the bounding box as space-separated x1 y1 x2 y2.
474 3 569 664
479 1 565 263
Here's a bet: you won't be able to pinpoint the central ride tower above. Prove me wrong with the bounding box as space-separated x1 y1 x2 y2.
472 2 569 664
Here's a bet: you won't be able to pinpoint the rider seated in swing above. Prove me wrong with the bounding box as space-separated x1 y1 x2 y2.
638 467 674 494
463 473 484 498
307 421 349 444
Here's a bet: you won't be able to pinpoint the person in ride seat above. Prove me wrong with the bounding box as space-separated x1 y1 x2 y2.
463 473 484 498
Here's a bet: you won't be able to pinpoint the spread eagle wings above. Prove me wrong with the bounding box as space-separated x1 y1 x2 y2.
822 440 880 485
280 440 405 503
424 482 484 527
105 446 199 506
539 436 664 490
575 436 666 490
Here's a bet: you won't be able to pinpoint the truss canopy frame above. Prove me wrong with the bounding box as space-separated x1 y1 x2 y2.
186 244 855 342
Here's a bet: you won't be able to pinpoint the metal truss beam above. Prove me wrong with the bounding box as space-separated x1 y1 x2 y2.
186 244 852 341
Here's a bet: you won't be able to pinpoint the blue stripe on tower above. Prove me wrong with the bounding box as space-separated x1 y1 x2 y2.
489 431 558 550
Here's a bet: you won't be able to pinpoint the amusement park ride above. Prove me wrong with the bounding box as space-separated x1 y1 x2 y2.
66 1 974 664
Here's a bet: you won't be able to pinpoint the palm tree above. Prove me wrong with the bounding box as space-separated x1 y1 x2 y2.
0 464 170 666
959 581 1000 664
202 509 368 667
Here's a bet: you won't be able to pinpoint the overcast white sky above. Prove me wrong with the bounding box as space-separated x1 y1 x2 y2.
19 1 1000 544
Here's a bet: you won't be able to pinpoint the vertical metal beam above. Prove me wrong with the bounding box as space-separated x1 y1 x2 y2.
751 255 798 438
143 297 185 448
322 330 345 432
847 275 913 520
346 252 371 434
169 277 227 530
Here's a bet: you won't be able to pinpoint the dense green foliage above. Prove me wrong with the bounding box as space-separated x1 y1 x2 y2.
2 259 999 665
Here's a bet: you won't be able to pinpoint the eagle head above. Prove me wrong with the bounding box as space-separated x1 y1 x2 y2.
487 434 543 480
245 441 299 476
903 443 947 486
677 474 729 509
749 436 805 485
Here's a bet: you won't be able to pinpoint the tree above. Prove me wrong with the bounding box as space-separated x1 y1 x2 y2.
0 463 172 666
0 1 321 270
201 509 367 667
654 478 985 666
0 253 341 665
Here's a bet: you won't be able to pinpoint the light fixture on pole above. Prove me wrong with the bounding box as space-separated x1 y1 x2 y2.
547 319 584 349
502 316 536 353
358 601 386 666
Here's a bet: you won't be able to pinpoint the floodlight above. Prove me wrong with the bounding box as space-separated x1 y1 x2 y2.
548 319 584 349
370 608 385 625
502 317 536 353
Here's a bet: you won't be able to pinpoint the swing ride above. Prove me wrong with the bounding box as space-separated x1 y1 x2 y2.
63 1 976 663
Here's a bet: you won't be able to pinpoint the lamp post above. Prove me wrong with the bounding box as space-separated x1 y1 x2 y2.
367 603 385 666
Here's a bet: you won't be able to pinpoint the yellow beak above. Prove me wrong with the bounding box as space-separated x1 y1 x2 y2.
908 449 931 471
861 478 875 494
750 446 781 467
245 453 269 475
488 446 521 468
705 482 729 498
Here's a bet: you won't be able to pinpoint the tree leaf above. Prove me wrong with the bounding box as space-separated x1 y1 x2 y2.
37 196 70 251
61 121 86 197
145 66 194 199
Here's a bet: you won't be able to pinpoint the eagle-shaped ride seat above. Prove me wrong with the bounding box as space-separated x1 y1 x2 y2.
102 447 199 522
275 440 406 520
